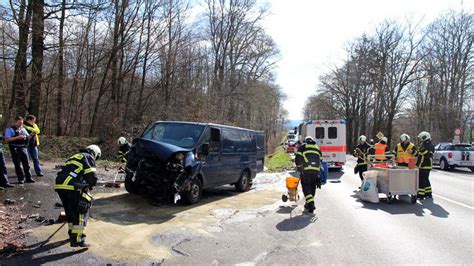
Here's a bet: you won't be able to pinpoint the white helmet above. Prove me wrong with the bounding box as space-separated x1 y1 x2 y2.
400 133 410 142
358 135 367 143
86 145 101 160
381 137 388 143
417 131 431 142
305 136 314 143
117 136 128 146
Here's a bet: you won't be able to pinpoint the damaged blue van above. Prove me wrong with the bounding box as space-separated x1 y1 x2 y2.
125 121 265 204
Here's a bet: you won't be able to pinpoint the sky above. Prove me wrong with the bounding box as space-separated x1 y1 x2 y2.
262 0 473 120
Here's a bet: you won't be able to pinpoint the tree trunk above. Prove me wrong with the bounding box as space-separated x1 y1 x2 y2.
56 0 66 135
29 0 44 117
11 0 32 117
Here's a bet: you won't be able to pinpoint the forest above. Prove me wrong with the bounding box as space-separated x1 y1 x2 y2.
0 0 286 149
304 11 473 150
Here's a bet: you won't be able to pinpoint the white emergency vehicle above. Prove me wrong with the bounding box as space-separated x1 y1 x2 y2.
298 120 347 169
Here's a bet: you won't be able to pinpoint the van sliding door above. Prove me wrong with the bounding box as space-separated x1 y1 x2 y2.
201 127 221 187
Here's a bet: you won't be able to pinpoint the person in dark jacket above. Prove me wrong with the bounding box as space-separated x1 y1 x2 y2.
295 136 322 214
54 145 101 248
414 131 434 199
117 137 131 164
354 135 371 182
4 117 34 184
0 133 14 190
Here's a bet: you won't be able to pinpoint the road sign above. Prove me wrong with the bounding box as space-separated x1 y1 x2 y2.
376 132 384 139
454 128 462 136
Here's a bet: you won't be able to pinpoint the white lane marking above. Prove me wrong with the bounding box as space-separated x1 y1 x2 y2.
433 193 474 210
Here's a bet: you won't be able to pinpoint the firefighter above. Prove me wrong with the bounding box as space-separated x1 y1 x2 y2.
295 136 322 214
54 145 101 247
368 139 375 155
395 134 416 167
354 135 370 182
414 131 434 199
117 137 131 164
374 137 390 161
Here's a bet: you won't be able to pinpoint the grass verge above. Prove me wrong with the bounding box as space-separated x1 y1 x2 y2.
265 145 293 172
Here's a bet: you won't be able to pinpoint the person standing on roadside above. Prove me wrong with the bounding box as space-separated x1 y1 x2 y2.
0 132 14 190
4 117 35 184
24 115 43 177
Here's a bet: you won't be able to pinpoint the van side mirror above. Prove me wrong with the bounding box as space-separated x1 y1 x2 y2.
201 143 210 156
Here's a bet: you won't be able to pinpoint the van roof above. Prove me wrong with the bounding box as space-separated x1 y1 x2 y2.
153 121 264 133
304 119 346 125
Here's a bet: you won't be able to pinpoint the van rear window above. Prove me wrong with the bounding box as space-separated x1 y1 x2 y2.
315 127 324 139
328 127 337 139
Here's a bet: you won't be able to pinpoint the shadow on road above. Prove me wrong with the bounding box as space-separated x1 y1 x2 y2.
2 226 87 265
432 167 473 175
276 214 316 231
351 192 449 218
276 205 297 214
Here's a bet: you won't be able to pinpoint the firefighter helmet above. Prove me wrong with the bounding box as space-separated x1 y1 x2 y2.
359 135 367 143
381 137 388 143
86 145 102 160
117 136 128 146
417 131 431 142
305 136 315 143
400 134 410 142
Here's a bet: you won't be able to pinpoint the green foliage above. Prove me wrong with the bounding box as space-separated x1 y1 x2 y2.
265 146 293 172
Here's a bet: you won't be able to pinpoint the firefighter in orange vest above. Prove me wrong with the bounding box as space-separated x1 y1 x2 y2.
395 134 416 167
374 137 390 161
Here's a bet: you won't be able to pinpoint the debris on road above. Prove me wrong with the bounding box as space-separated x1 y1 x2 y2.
28 213 39 219
33 201 42 208
0 205 28 258
57 211 67 223
4 199 16 205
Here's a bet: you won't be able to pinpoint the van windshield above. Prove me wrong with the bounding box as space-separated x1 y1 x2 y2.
141 123 205 148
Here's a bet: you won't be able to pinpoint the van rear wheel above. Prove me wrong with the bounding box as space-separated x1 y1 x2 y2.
236 171 252 192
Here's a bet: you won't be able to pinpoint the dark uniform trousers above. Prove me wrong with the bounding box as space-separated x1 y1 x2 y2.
10 146 32 182
418 169 432 197
300 170 320 207
57 190 89 244
0 151 10 186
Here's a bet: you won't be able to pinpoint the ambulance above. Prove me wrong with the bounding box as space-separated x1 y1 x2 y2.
298 120 347 169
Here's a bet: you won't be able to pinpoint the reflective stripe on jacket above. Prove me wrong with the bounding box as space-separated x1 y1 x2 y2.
54 152 97 191
295 143 322 172
414 141 434 170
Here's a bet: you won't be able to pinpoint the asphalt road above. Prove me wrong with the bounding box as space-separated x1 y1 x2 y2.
169 158 474 264
1 157 473 264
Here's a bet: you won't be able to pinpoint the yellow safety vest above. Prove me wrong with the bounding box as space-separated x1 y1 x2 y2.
396 142 415 164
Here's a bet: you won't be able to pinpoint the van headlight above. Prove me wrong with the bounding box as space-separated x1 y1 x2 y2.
175 153 185 161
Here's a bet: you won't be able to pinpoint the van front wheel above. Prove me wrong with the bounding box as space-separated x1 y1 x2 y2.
183 178 203 205
236 171 252 192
